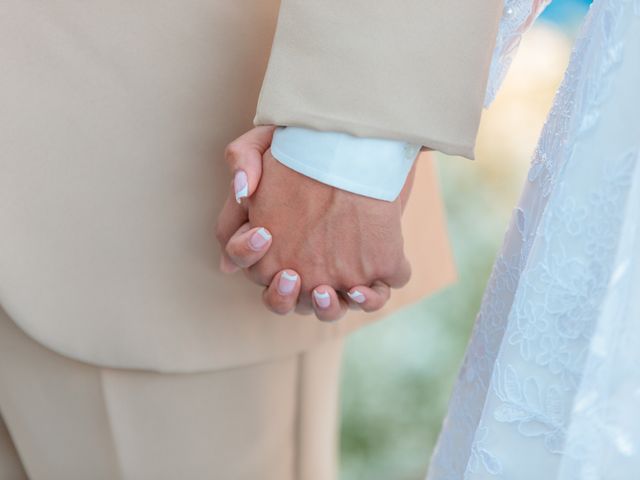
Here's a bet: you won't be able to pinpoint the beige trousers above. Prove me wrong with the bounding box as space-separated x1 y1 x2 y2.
0 307 344 480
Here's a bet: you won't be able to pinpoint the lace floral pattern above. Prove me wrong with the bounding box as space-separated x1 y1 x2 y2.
484 0 552 106
556 150 640 480
428 1 640 479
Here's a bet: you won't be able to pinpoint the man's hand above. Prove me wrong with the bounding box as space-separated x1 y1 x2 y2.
245 150 412 319
215 127 414 322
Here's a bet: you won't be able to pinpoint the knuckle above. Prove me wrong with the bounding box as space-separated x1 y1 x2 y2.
224 142 243 165
395 257 412 284
265 294 293 315
378 253 409 282
214 224 226 244
224 240 244 262
401 263 412 285
377 260 399 280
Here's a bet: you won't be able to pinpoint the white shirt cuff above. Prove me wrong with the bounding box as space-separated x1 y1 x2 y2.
270 126 420 202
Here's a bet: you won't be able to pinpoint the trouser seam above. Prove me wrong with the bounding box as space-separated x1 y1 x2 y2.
293 352 304 480
0 401 30 479
98 370 127 480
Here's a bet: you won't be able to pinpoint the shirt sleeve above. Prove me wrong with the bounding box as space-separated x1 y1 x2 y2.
270 127 420 202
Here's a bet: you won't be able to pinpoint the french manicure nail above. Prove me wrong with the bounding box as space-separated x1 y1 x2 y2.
313 289 331 309
278 271 298 295
234 170 248 203
348 289 366 304
249 228 271 251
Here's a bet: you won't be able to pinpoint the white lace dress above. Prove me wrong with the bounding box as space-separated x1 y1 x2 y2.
427 0 640 478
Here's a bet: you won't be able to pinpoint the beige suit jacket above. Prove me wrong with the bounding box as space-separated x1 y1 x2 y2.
0 0 500 372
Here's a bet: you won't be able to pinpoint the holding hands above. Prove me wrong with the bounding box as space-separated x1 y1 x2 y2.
216 127 414 322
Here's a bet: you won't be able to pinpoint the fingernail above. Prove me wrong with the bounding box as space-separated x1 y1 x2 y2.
278 271 298 295
249 228 271 251
313 289 331 309
348 289 366 304
234 170 248 203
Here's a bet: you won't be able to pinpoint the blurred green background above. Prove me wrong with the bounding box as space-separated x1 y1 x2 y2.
339 2 591 479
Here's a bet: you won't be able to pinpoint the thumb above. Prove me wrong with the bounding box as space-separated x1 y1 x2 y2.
224 126 275 203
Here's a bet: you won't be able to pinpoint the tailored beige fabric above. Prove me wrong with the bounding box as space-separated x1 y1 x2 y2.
0 0 465 373
256 0 504 158
0 414 27 480
0 307 344 480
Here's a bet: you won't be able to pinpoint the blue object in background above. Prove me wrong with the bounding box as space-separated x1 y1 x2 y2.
541 0 593 28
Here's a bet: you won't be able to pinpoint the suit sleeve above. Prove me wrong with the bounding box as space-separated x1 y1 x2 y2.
254 0 504 159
